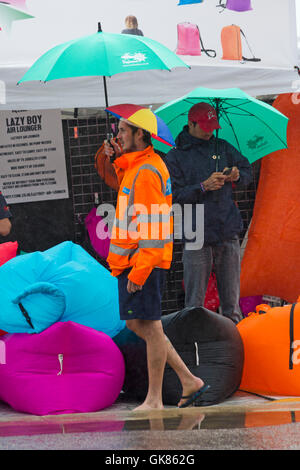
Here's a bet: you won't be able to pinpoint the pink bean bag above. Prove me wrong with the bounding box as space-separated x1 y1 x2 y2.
85 208 111 260
0 242 18 336
0 241 18 267
0 321 125 415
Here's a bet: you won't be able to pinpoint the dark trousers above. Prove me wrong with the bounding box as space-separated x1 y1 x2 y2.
183 237 242 324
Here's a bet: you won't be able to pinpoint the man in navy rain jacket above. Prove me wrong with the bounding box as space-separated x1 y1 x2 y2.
165 102 252 324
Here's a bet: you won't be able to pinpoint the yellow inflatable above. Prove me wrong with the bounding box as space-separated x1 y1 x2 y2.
237 299 300 396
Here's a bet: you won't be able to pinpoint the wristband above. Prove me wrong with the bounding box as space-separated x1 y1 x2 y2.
200 182 206 193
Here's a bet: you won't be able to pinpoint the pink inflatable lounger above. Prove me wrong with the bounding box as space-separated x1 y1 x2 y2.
0 321 125 415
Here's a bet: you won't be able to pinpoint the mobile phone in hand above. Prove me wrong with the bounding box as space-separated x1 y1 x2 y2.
223 167 233 176
106 134 118 161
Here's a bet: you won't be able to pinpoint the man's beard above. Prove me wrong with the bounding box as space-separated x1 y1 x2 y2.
126 138 138 153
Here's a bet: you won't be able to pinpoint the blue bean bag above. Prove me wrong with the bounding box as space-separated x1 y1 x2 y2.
0 241 125 337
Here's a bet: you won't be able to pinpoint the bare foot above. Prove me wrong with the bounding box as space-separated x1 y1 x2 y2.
178 377 205 408
177 413 205 430
133 402 164 412
149 418 165 430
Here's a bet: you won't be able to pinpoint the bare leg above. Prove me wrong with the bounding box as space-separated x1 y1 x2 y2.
126 319 205 410
127 319 167 411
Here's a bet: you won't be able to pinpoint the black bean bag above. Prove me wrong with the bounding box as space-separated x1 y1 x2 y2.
114 306 244 406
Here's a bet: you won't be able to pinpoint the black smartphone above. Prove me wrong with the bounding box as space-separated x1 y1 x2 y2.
223 167 233 175
106 133 118 161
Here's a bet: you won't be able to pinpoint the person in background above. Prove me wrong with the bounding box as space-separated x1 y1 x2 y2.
103 118 210 410
121 15 144 36
165 102 252 325
0 191 12 237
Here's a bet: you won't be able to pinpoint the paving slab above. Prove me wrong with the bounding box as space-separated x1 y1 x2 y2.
1 391 300 450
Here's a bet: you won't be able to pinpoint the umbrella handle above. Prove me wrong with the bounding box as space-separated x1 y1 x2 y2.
212 154 221 202
105 135 116 161
213 105 221 201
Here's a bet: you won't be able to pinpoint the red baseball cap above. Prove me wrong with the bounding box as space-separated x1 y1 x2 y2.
188 102 221 133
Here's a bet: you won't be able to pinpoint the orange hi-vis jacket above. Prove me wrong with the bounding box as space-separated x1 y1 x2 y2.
107 145 173 286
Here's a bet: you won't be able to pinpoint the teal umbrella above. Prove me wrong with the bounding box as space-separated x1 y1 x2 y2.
154 87 288 165
18 23 189 133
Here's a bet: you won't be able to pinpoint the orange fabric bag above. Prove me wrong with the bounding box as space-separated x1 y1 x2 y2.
221 25 242 60
221 24 260 62
238 301 300 396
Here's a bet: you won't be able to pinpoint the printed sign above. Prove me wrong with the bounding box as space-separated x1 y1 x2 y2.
0 109 69 203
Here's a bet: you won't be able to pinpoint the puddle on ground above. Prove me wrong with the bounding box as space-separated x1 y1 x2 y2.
0 409 300 437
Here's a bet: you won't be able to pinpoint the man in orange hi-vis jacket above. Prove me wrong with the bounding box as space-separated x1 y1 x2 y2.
103 118 210 410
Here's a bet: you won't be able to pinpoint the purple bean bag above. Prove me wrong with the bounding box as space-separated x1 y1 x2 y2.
85 208 111 260
0 321 125 415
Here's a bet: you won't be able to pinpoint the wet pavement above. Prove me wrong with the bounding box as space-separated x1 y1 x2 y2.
1 391 300 450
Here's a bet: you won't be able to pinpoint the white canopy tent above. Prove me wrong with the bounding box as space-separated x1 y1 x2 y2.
0 0 299 110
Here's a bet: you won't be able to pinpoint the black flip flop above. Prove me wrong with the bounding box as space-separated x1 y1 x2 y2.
179 384 211 408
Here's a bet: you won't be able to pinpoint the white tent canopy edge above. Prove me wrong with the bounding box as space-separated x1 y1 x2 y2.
0 64 298 111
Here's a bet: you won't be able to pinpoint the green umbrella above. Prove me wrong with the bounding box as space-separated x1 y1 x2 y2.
0 2 34 33
18 23 189 133
154 87 288 165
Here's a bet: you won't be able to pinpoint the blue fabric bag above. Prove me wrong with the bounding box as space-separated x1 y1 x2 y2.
178 0 203 5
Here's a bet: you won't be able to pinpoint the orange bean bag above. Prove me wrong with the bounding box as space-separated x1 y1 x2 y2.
244 411 300 428
240 93 300 303
237 300 300 396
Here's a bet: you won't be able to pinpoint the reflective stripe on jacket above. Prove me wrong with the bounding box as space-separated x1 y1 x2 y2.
107 146 173 285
